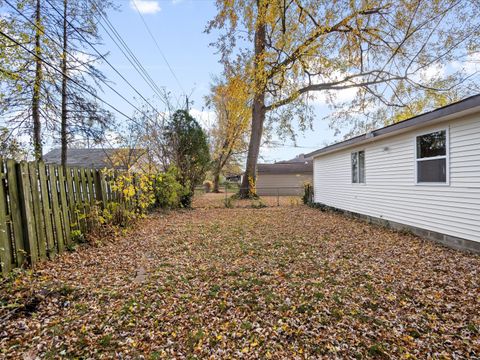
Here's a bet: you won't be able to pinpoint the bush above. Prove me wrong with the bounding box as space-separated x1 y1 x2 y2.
108 167 188 212
77 202 135 244
103 202 135 228
108 170 156 215
154 167 186 209
71 167 189 245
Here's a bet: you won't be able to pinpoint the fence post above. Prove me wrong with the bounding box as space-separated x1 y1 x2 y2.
276 188 280 207
225 184 228 200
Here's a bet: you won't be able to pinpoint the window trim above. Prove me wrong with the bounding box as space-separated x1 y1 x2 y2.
351 150 366 185
414 127 450 186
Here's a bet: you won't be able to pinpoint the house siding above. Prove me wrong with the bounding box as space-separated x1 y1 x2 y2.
257 174 312 196
313 112 480 244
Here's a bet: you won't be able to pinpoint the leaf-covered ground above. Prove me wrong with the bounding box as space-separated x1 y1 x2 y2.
1 193 479 359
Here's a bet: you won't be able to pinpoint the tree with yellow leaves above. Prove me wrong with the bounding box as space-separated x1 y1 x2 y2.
207 70 251 192
207 0 480 197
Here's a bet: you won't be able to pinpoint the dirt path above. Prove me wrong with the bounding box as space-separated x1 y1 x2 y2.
1 194 479 358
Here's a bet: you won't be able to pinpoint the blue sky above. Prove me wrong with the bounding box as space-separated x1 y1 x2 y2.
98 0 337 163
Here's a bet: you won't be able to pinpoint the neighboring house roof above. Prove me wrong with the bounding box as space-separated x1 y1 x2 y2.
257 160 313 175
305 94 480 158
43 148 145 169
275 153 312 164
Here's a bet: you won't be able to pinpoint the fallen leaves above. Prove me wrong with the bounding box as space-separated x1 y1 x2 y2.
0 193 479 358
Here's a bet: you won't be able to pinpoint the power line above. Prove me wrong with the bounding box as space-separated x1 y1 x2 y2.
89 0 169 103
43 0 168 110
130 0 186 96
0 28 144 124
94 13 165 101
4 0 159 124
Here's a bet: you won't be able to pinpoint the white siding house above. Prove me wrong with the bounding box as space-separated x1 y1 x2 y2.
308 95 480 252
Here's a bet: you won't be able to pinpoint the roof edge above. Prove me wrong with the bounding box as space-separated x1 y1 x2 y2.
305 94 480 158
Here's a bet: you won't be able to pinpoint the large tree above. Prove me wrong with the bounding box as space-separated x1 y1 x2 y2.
207 0 480 197
206 71 250 192
52 0 114 165
0 0 55 160
0 0 114 161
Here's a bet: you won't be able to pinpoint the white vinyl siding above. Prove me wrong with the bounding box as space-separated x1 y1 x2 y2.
313 112 480 243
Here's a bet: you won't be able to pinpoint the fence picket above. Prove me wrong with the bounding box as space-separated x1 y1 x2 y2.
57 166 71 246
95 170 106 208
72 167 84 231
0 159 12 274
28 162 46 260
18 162 38 265
6 160 24 267
48 165 65 253
86 168 95 205
38 162 55 258
65 167 77 231
80 168 89 206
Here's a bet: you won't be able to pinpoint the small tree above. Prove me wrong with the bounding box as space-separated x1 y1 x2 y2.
206 71 250 192
165 110 210 207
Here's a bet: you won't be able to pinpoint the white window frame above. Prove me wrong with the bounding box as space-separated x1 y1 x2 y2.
414 127 450 186
351 150 366 184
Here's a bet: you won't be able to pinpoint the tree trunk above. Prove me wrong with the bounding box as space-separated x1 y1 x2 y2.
61 0 68 166
239 1 266 198
213 170 220 193
32 0 43 160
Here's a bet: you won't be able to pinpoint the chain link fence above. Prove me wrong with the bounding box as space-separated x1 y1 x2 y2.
194 184 309 208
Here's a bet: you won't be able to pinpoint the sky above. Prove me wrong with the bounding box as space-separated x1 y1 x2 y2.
97 0 338 163
1 0 478 162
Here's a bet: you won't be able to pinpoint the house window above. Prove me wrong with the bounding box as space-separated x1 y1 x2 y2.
416 129 448 183
351 150 365 183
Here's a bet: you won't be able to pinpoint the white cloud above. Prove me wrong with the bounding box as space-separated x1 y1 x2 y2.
130 0 161 14
309 87 357 107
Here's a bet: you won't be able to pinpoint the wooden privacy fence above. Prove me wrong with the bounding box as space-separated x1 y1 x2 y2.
0 159 120 275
